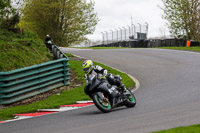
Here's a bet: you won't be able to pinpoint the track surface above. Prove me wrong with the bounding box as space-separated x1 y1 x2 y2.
1 48 200 133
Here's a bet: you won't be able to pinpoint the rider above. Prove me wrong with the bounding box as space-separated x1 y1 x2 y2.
45 35 53 51
82 60 126 95
45 35 52 44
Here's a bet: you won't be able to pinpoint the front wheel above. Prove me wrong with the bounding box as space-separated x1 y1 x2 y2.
92 92 112 113
124 89 136 108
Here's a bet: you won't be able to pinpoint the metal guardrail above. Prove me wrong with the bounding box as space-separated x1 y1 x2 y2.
52 45 68 59
0 45 70 105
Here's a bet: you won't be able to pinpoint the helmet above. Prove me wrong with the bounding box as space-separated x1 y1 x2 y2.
46 35 50 37
82 60 93 74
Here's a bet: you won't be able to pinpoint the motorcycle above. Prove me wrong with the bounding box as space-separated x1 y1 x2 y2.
84 75 136 113
45 40 53 51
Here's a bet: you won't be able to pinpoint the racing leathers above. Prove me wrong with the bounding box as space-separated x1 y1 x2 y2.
84 65 126 95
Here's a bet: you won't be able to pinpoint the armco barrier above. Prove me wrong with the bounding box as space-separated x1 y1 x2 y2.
0 45 70 105
0 58 70 105
52 45 68 59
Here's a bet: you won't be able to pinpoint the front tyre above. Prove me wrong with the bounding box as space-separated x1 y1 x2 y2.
92 92 112 113
124 89 136 108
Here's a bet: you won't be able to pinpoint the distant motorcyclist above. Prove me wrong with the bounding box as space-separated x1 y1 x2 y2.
82 60 126 95
45 35 53 51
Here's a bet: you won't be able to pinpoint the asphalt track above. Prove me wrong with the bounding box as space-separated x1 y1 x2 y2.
1 48 200 133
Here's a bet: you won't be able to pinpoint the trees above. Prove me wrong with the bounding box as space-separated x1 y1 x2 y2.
0 0 13 17
162 0 200 41
0 0 20 30
21 0 99 46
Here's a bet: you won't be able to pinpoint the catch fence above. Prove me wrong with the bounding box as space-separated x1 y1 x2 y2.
102 23 148 44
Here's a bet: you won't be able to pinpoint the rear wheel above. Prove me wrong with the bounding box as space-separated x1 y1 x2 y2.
124 89 136 108
92 92 112 113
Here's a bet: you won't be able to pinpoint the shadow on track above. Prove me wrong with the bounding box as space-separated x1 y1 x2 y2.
77 106 129 116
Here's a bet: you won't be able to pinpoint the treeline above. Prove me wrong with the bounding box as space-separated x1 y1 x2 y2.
162 0 200 41
0 0 99 46
0 0 20 30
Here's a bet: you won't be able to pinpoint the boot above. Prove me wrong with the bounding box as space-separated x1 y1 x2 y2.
120 84 127 92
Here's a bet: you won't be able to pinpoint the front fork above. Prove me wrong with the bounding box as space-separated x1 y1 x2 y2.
96 92 111 105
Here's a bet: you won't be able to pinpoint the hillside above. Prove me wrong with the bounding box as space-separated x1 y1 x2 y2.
0 30 53 71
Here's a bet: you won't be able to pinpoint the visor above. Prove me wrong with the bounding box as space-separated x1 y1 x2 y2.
84 67 90 72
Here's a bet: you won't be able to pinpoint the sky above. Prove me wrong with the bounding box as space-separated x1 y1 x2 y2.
87 0 170 41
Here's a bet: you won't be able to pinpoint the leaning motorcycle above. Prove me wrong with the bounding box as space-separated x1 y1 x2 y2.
84 75 136 113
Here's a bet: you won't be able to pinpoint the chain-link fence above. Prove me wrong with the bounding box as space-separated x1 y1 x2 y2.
101 23 148 44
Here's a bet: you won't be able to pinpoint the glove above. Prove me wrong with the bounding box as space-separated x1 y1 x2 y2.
101 75 106 79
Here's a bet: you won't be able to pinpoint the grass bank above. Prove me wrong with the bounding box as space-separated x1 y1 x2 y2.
0 56 135 121
0 30 53 71
152 124 200 133
157 46 200 52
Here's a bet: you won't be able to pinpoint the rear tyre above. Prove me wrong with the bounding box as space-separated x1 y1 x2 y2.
124 89 136 108
92 92 112 113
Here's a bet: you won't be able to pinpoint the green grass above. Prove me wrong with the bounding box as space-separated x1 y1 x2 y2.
0 30 53 71
94 62 135 88
72 47 131 49
157 46 200 52
65 53 75 57
0 59 135 121
152 124 200 133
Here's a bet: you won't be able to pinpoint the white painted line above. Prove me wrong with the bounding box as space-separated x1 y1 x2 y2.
127 74 140 92
37 109 62 112
70 54 86 59
14 116 33 119
1 116 33 123
59 47 92 51
76 101 93 104
38 107 80 112
59 106 81 110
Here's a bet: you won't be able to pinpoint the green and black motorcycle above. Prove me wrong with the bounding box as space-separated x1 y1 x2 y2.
84 75 136 113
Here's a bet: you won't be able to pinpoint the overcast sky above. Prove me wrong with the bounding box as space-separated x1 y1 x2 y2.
87 0 170 41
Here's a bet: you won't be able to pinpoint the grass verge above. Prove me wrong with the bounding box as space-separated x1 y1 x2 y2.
0 57 135 121
152 124 200 133
157 46 200 52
